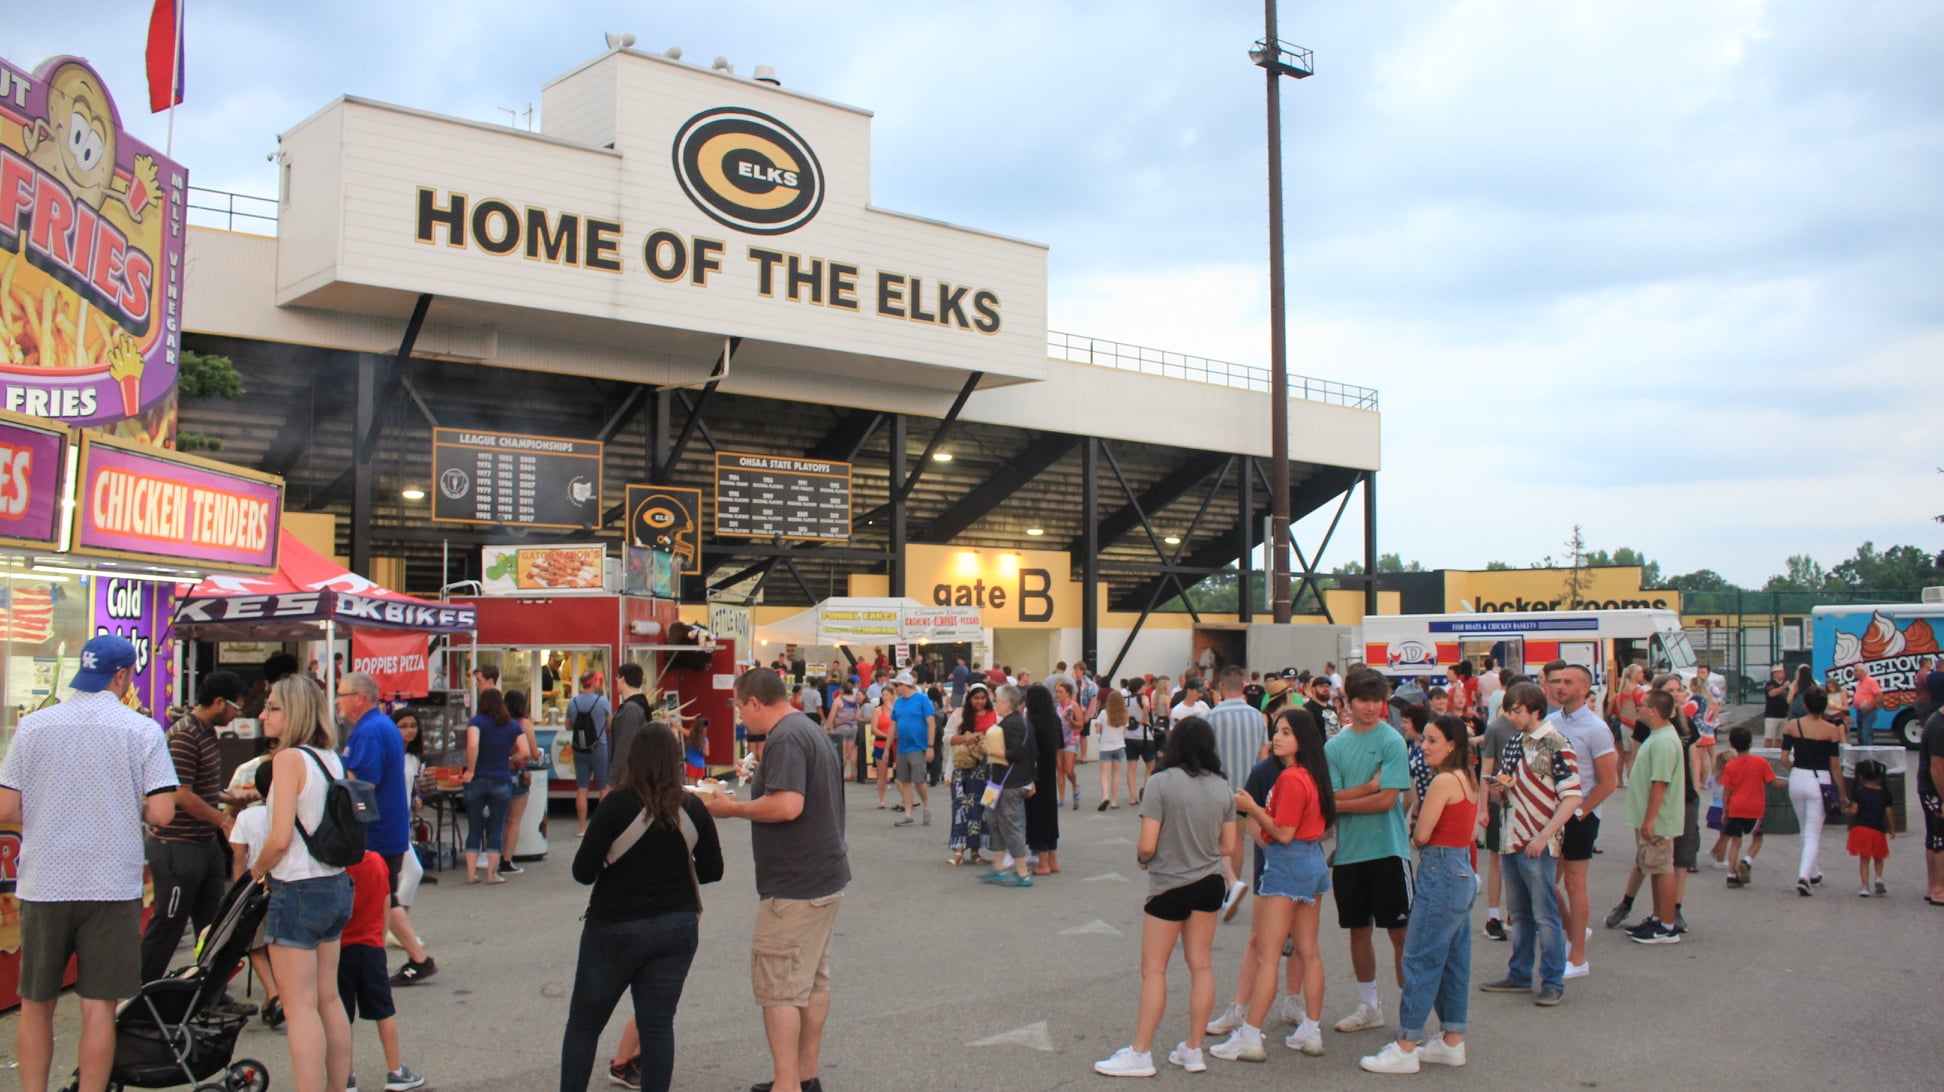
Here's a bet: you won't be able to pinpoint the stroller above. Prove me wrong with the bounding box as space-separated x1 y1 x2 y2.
64 873 273 1092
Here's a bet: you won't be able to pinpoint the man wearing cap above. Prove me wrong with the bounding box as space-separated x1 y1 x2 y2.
1 635 179 1092
139 670 256 990
890 673 937 826
565 670 613 836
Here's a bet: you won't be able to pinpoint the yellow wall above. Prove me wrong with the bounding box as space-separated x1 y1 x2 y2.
1441 567 1680 614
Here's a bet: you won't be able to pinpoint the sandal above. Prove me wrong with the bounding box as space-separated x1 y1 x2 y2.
262 998 285 1029
466 874 480 885
948 852 965 867
485 874 507 885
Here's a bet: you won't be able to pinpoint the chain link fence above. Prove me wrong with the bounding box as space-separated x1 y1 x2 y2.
1681 587 1926 703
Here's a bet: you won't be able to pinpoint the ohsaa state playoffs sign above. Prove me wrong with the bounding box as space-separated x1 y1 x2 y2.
672 107 823 235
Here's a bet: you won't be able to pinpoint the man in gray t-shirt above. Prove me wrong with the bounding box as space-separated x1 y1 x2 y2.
703 669 851 1092
1137 766 1238 898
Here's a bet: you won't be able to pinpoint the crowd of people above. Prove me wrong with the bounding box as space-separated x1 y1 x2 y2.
6 634 1941 1092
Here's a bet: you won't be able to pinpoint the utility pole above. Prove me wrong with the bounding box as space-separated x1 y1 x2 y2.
1250 5 1312 622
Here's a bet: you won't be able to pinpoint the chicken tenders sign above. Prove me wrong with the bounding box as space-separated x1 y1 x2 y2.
0 55 186 445
72 436 282 571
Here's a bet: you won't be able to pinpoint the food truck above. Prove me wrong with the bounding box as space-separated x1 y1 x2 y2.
1811 591 1944 748
453 543 736 798
1362 608 1699 695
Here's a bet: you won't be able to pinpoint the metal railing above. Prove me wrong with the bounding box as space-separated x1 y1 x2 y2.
186 187 279 236
1047 331 1379 409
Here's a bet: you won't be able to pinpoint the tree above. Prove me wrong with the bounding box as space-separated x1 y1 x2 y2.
1607 546 1663 587
1331 554 1423 576
1561 524 1591 605
176 349 244 452
1764 554 1828 592
1827 542 1941 591
1666 569 1742 593
1484 560 1512 571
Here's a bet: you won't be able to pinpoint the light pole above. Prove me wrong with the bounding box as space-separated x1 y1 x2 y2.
1250 5 1311 624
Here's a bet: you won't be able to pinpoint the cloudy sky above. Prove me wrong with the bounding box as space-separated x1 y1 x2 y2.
9 1 1941 587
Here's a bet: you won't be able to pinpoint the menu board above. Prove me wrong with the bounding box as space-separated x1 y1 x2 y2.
432 428 603 530
714 452 850 541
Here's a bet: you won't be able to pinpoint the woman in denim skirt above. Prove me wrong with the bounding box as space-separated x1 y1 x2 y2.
1210 707 1337 1062
252 676 356 1092
1360 714 1480 1075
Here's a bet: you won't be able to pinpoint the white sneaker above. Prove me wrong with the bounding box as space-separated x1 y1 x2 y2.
1359 1041 1421 1074
1857 888 1873 898
1271 992 1305 1027
1564 961 1590 980
1710 857 1731 870
1207 1029 1267 1062
1417 1037 1468 1067
1334 1002 1386 1033
1094 1046 1156 1077
1205 1001 1247 1035
1167 1042 1207 1073
1285 1024 1325 1056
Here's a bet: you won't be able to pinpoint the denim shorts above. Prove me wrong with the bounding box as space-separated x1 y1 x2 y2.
265 873 353 951
1098 748 1127 762
1257 838 1331 904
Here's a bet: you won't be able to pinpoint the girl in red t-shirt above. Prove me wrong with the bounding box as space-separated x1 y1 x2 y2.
1217 708 1337 1059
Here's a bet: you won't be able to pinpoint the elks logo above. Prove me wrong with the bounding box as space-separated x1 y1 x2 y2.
671 107 824 235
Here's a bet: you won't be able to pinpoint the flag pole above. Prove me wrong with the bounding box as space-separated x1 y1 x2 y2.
164 0 184 157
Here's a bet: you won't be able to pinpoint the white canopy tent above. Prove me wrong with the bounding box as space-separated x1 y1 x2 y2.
754 597 985 651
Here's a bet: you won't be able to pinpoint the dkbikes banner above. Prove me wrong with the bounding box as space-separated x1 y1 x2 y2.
0 54 187 446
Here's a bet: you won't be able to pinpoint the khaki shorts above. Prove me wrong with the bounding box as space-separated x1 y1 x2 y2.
1635 830 1674 876
19 898 142 1002
751 892 843 1007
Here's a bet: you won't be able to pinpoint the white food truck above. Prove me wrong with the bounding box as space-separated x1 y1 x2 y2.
1361 609 1698 693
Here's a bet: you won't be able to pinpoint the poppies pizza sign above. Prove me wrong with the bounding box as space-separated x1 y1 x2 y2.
0 54 186 445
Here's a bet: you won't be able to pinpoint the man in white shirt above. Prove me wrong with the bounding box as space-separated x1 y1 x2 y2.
0 636 178 1092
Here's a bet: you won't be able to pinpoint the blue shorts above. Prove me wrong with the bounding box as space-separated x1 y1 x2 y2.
573 739 609 790
265 874 352 951
1257 839 1331 904
510 771 532 798
1098 748 1127 762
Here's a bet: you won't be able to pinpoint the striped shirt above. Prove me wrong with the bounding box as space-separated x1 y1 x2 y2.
1206 697 1268 792
1498 723 1582 857
152 712 224 844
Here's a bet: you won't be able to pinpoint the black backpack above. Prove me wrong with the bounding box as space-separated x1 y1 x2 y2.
293 747 380 868
571 696 601 753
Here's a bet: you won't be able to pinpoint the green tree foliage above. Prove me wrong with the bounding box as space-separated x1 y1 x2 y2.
176 349 245 453
1666 568 1741 593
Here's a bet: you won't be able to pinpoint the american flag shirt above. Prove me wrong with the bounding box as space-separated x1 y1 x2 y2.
1498 723 1582 857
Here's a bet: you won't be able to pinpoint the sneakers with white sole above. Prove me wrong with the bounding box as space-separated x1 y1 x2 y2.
1094 1046 1156 1077
1285 1024 1325 1056
1207 1029 1267 1062
1333 1002 1386 1033
1417 1037 1467 1067
1167 1043 1207 1073
1359 1042 1420 1074
1205 1001 1247 1035
1271 992 1305 1027
1564 961 1590 980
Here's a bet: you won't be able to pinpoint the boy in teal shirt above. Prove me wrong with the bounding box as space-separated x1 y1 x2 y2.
1324 668 1414 1035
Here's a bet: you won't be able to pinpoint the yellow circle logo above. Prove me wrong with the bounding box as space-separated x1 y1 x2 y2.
672 107 824 235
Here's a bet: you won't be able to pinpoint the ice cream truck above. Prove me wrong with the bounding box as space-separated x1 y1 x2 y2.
1362 609 1698 698
1811 590 1944 748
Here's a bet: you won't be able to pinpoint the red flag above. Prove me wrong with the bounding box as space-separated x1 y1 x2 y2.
145 0 184 113
351 630 431 700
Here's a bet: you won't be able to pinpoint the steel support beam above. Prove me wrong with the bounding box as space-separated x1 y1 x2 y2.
889 415 908 596
851 370 983 528
1364 471 1379 614
1238 457 1256 622
921 433 1078 541
1082 438 1099 671
806 410 884 462
350 354 378 575
1068 451 1230 555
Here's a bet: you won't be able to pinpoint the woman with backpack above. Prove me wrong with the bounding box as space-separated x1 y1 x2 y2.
561 722 724 1091
252 675 356 1092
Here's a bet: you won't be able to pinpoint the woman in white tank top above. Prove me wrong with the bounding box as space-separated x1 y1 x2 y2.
251 677 354 1092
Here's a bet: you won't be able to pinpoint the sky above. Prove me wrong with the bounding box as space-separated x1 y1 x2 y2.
7 1 1942 588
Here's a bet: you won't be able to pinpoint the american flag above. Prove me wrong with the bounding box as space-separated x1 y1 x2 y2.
0 586 55 642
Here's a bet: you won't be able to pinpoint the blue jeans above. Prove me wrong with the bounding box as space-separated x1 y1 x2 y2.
1398 845 1475 1040
463 777 512 853
1854 706 1877 746
1501 849 1564 993
559 912 699 1092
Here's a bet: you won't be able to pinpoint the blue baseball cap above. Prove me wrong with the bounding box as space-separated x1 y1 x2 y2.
72 635 138 692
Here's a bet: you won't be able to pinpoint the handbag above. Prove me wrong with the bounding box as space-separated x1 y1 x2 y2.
979 762 1011 810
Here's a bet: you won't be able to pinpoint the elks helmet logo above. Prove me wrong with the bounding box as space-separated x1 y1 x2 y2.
671 107 824 235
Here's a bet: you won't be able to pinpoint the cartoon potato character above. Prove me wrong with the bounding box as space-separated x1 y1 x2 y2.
21 60 159 222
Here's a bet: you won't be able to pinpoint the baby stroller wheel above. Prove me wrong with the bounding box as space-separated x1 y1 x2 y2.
223 1058 271 1091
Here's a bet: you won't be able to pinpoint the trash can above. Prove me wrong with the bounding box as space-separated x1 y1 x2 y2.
1752 748 1798 835
1842 745 1908 833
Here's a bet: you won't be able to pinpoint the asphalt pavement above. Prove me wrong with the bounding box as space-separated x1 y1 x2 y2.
7 759 1942 1091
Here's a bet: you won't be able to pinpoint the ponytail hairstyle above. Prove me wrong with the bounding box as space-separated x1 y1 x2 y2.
1277 706 1335 830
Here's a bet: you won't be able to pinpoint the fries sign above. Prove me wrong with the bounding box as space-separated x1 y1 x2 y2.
0 54 186 445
